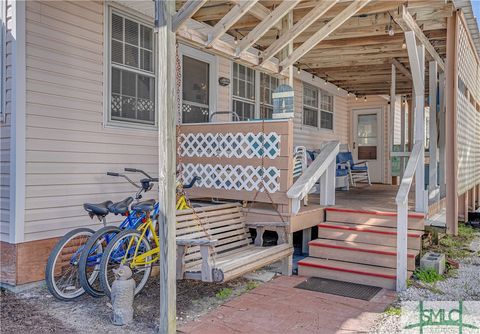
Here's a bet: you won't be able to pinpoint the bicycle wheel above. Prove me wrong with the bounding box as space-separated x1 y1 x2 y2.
78 225 121 298
99 229 153 298
45 228 94 301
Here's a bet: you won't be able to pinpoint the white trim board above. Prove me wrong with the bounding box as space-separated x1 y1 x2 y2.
10 0 26 243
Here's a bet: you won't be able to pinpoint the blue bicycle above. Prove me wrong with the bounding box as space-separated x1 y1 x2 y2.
45 169 158 301
78 168 160 298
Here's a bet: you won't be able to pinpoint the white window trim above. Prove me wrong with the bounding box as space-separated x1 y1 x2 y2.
302 83 335 132
178 44 217 123
103 3 158 131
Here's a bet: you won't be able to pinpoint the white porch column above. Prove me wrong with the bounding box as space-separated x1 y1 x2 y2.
428 61 439 203
400 95 406 177
155 0 177 332
405 30 426 213
438 72 446 197
390 64 396 183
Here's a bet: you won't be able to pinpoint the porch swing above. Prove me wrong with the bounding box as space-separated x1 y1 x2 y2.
174 47 293 283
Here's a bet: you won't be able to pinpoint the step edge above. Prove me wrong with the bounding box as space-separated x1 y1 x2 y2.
298 260 397 279
318 223 423 238
308 241 417 258
325 207 425 219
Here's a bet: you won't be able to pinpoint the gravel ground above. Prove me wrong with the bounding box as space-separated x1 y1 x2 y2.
0 275 259 334
369 233 480 334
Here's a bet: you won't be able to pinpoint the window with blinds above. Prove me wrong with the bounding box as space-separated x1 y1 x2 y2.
109 11 155 126
260 73 278 119
232 62 256 121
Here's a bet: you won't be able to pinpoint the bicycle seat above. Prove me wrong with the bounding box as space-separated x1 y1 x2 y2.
109 197 133 215
131 199 155 213
83 200 113 216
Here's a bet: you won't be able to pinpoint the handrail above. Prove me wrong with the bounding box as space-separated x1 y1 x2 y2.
287 141 339 214
395 141 423 292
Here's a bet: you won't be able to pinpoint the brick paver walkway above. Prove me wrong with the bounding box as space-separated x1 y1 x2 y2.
178 276 396 334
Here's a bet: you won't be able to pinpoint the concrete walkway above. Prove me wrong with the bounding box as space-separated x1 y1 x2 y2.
178 276 396 334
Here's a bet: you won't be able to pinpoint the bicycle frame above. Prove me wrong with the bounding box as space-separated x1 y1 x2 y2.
123 215 160 268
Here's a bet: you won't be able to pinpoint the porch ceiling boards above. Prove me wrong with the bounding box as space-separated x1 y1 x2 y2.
184 0 453 96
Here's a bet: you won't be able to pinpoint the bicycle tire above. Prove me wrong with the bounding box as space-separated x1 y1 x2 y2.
45 227 94 301
78 225 122 298
99 229 153 298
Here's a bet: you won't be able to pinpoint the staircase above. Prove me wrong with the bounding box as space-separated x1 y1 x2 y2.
298 207 425 289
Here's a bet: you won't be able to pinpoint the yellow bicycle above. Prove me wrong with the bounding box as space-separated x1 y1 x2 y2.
99 177 199 297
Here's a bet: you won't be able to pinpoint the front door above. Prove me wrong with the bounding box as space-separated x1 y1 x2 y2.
352 108 384 183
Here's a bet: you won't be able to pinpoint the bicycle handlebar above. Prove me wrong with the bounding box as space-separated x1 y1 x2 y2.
183 176 201 189
124 168 154 180
106 172 141 189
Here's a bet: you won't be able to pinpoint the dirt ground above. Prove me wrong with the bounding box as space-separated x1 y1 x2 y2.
0 276 257 334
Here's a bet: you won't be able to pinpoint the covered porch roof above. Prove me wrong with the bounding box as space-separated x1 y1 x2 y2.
119 0 457 96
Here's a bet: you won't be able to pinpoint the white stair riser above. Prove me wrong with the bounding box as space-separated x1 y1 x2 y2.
325 211 424 230
309 245 416 271
317 227 422 250
298 265 395 290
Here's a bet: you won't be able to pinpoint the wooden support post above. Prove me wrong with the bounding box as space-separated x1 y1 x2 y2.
400 95 406 177
470 187 476 211
445 12 458 235
155 0 177 332
302 228 311 254
438 72 446 198
405 30 426 213
390 64 396 184
428 61 438 203
280 10 294 87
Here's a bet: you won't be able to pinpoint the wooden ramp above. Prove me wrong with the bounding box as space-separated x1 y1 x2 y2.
298 207 425 290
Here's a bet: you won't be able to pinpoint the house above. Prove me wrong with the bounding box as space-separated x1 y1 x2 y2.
0 0 479 293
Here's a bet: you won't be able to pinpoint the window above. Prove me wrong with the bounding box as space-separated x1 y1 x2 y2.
302 84 334 130
303 84 318 127
232 63 256 120
109 11 155 126
260 73 279 119
182 56 210 123
232 63 279 120
320 93 334 130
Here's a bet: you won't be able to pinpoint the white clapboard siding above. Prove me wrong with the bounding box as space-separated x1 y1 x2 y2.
0 0 14 242
23 1 160 242
456 18 480 195
292 78 349 149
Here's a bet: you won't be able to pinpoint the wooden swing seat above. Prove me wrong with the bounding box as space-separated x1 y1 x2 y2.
175 203 293 283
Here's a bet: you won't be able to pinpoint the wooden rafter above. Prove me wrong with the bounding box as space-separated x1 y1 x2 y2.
236 0 300 56
391 58 413 80
230 0 282 30
279 0 372 72
206 0 259 47
391 5 446 71
260 0 338 65
176 24 279 74
173 0 208 32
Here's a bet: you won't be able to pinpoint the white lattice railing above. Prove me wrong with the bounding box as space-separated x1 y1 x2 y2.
178 120 293 205
287 141 340 214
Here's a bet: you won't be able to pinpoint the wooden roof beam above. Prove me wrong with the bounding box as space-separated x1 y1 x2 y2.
236 0 300 56
173 0 208 32
230 0 282 30
391 58 413 80
206 0 259 48
259 0 338 65
177 24 279 75
391 4 445 71
279 0 372 73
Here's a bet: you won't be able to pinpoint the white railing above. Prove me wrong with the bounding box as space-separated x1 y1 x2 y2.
287 141 339 214
395 141 423 291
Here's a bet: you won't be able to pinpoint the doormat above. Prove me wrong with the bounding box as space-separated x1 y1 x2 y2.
295 277 382 301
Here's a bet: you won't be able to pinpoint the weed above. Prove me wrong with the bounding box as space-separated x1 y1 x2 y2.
429 223 476 259
215 288 233 300
414 268 444 284
245 281 258 291
384 306 401 316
